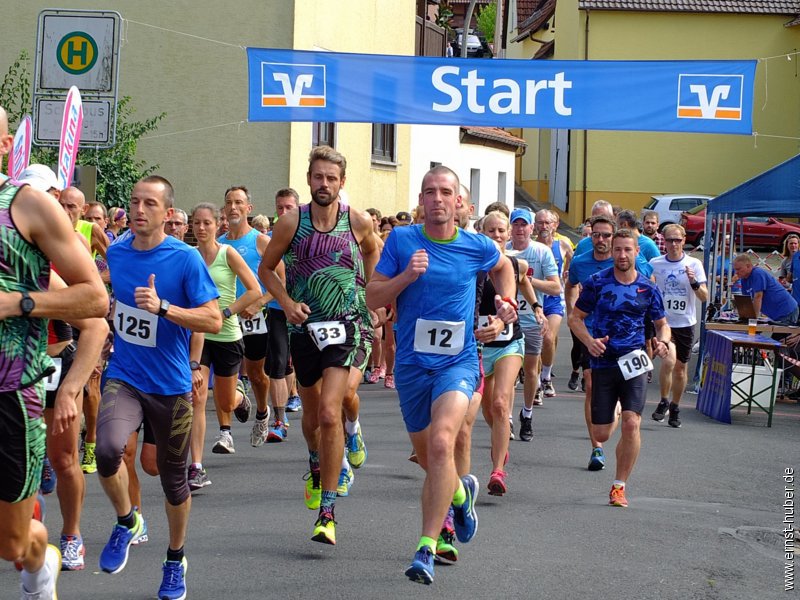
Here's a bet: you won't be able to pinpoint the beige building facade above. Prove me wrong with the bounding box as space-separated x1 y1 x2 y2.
2 1 415 216
507 1 800 226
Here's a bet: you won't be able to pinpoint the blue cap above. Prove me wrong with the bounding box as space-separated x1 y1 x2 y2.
510 208 533 225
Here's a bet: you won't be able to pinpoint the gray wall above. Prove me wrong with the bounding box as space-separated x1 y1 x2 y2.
2 1 294 214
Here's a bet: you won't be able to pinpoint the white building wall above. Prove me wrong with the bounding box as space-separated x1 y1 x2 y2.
408 125 518 218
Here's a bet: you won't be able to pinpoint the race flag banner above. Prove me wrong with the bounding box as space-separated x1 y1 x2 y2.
9 115 32 180
697 331 733 424
57 86 83 190
247 48 756 135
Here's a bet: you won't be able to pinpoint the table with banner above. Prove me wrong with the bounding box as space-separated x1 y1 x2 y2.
697 329 783 427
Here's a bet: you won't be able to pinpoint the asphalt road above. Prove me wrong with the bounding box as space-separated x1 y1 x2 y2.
3 334 798 600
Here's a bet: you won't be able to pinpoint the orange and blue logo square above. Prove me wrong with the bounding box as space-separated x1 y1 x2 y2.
677 74 743 120
261 62 326 107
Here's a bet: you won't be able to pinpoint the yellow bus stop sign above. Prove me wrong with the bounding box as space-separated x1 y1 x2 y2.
56 31 98 75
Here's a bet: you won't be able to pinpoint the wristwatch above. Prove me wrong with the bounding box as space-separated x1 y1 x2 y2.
189 360 201 371
222 307 233 319
20 291 35 317
690 281 701 290
158 298 170 317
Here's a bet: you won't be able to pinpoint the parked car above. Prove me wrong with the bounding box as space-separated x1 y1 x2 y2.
680 205 800 249
451 28 492 58
643 194 713 231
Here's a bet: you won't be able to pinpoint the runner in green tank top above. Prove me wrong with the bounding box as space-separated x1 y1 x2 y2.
260 145 380 546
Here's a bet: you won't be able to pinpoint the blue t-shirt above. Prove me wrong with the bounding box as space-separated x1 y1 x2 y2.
376 225 500 370
218 229 267 299
740 266 798 321
575 267 666 369
107 236 219 394
791 252 800 306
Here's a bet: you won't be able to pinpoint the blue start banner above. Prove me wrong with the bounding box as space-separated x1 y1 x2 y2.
247 48 756 135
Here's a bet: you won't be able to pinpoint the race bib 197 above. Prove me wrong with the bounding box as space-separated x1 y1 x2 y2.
114 301 158 348
239 313 268 336
414 319 465 356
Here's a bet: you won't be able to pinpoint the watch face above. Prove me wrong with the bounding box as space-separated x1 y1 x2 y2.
21 296 34 315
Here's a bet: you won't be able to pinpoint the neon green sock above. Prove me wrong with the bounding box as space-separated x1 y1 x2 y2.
417 536 437 553
452 480 466 507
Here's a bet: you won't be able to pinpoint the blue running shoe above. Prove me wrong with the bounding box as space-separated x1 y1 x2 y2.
346 427 367 469
266 420 288 443
158 557 188 600
405 547 434 585
286 395 302 412
588 447 606 471
40 456 56 495
99 512 142 574
452 474 479 544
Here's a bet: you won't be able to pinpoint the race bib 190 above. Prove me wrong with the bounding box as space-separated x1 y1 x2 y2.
307 321 346 350
414 319 465 355
617 349 653 381
114 301 158 348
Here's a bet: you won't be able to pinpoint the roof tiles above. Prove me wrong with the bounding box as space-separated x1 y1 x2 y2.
578 0 800 14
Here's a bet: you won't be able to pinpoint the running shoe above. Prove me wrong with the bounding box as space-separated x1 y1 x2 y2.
233 379 251 423
435 528 459 564
367 368 381 384
337 465 354 497
452 474 478 543
384 374 395 389
21 544 60 599
187 465 211 491
378 366 386 379
99 512 143 574
81 442 97 474
158 557 188 600
41 456 56 495
668 403 681 428
609 483 628 508
60 534 85 571
532 387 544 406
581 376 585 392
518 409 533 442
303 468 321 510
487 469 507 497
652 399 669 422
286 395 302 412
541 378 556 398
509 422 516 441
346 426 367 469
132 509 149 545
588 447 606 471
363 367 373 384
212 430 235 454
266 420 288 443
249 410 270 447
311 507 336 545
405 546 434 585
567 371 580 391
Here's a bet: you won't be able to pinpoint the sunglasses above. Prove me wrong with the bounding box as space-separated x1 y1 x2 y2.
591 232 613 239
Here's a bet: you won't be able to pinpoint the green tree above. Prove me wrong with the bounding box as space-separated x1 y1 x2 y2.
436 1 455 36
1 50 165 209
476 2 496 43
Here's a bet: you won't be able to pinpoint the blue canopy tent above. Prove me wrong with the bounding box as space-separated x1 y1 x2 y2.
694 153 800 386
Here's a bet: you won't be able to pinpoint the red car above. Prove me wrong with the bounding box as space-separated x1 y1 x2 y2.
680 206 800 249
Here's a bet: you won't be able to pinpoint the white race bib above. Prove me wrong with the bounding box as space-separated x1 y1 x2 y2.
617 349 653 381
414 319 465 355
517 296 533 316
114 301 158 348
308 321 346 350
478 315 512 342
239 313 268 336
44 358 62 392
663 294 689 317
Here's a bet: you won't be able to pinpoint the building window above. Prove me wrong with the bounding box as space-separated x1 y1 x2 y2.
470 168 480 206
498 171 507 203
372 123 396 162
430 161 441 169
313 122 335 148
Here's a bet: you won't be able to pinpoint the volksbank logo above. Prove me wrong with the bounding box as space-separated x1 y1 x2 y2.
261 62 326 107
677 74 743 120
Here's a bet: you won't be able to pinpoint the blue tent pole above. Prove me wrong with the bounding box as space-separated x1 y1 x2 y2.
693 207 714 390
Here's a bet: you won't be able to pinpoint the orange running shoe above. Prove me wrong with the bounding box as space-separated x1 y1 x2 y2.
609 484 628 508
